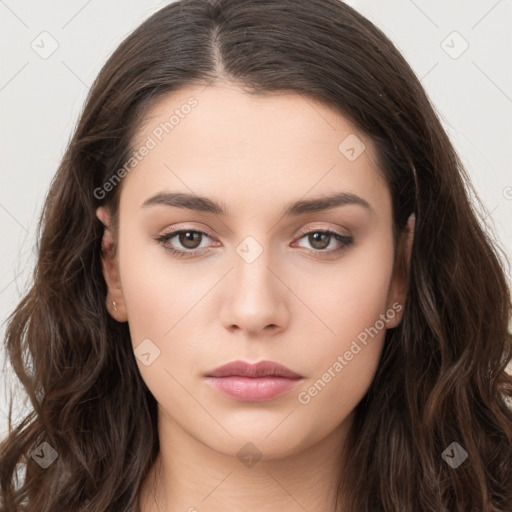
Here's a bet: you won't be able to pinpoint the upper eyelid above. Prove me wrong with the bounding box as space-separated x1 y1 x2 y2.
159 226 215 240
158 225 350 239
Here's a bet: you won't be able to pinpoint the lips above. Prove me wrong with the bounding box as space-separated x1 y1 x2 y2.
205 360 303 402
206 360 303 379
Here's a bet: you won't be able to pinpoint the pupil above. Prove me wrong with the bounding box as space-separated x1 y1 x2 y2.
311 232 329 249
182 231 199 248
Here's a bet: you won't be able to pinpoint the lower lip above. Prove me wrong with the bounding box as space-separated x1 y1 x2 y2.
206 376 301 401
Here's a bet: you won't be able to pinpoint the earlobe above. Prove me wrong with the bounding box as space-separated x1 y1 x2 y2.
96 206 128 322
386 213 415 328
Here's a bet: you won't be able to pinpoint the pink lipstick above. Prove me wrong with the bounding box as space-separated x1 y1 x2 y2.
205 360 303 402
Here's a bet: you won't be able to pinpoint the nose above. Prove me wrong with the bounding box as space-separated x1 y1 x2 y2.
219 242 290 337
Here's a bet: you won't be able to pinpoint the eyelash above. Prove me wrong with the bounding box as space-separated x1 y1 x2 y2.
154 227 353 259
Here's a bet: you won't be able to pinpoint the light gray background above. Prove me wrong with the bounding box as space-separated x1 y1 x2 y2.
1 0 512 440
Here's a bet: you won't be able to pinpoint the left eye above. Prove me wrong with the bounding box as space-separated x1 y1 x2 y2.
294 230 353 253
154 228 353 258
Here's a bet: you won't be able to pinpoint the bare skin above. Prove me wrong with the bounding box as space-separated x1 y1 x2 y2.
96 80 414 512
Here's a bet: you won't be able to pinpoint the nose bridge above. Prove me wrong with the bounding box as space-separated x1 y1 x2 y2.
221 231 288 334
233 233 279 300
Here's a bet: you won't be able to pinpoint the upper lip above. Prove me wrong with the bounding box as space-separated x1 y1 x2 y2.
206 360 303 379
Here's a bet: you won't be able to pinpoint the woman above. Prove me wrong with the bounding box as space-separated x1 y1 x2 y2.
1 0 511 510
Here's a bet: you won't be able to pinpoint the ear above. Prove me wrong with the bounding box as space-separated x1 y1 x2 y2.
385 213 415 328
96 206 127 322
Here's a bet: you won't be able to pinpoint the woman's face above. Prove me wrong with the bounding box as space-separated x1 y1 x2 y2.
97 82 409 460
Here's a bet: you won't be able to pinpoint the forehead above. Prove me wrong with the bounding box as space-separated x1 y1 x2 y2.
122 82 389 218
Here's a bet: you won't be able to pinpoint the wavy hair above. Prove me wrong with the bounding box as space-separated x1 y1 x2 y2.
1 0 511 510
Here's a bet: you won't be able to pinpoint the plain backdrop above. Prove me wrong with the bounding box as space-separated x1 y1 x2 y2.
1 0 511 440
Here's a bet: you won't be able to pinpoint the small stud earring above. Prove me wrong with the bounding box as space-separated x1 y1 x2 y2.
112 301 118 312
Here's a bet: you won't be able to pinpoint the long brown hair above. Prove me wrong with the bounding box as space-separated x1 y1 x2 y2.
1 1 511 510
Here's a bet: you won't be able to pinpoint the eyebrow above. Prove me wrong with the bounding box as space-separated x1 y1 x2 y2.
141 191 372 216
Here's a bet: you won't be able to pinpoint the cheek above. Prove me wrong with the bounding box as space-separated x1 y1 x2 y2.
117 245 207 419
293 293 389 425
117 226 205 341
292 239 394 408
116 228 231 405
295 234 394 344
